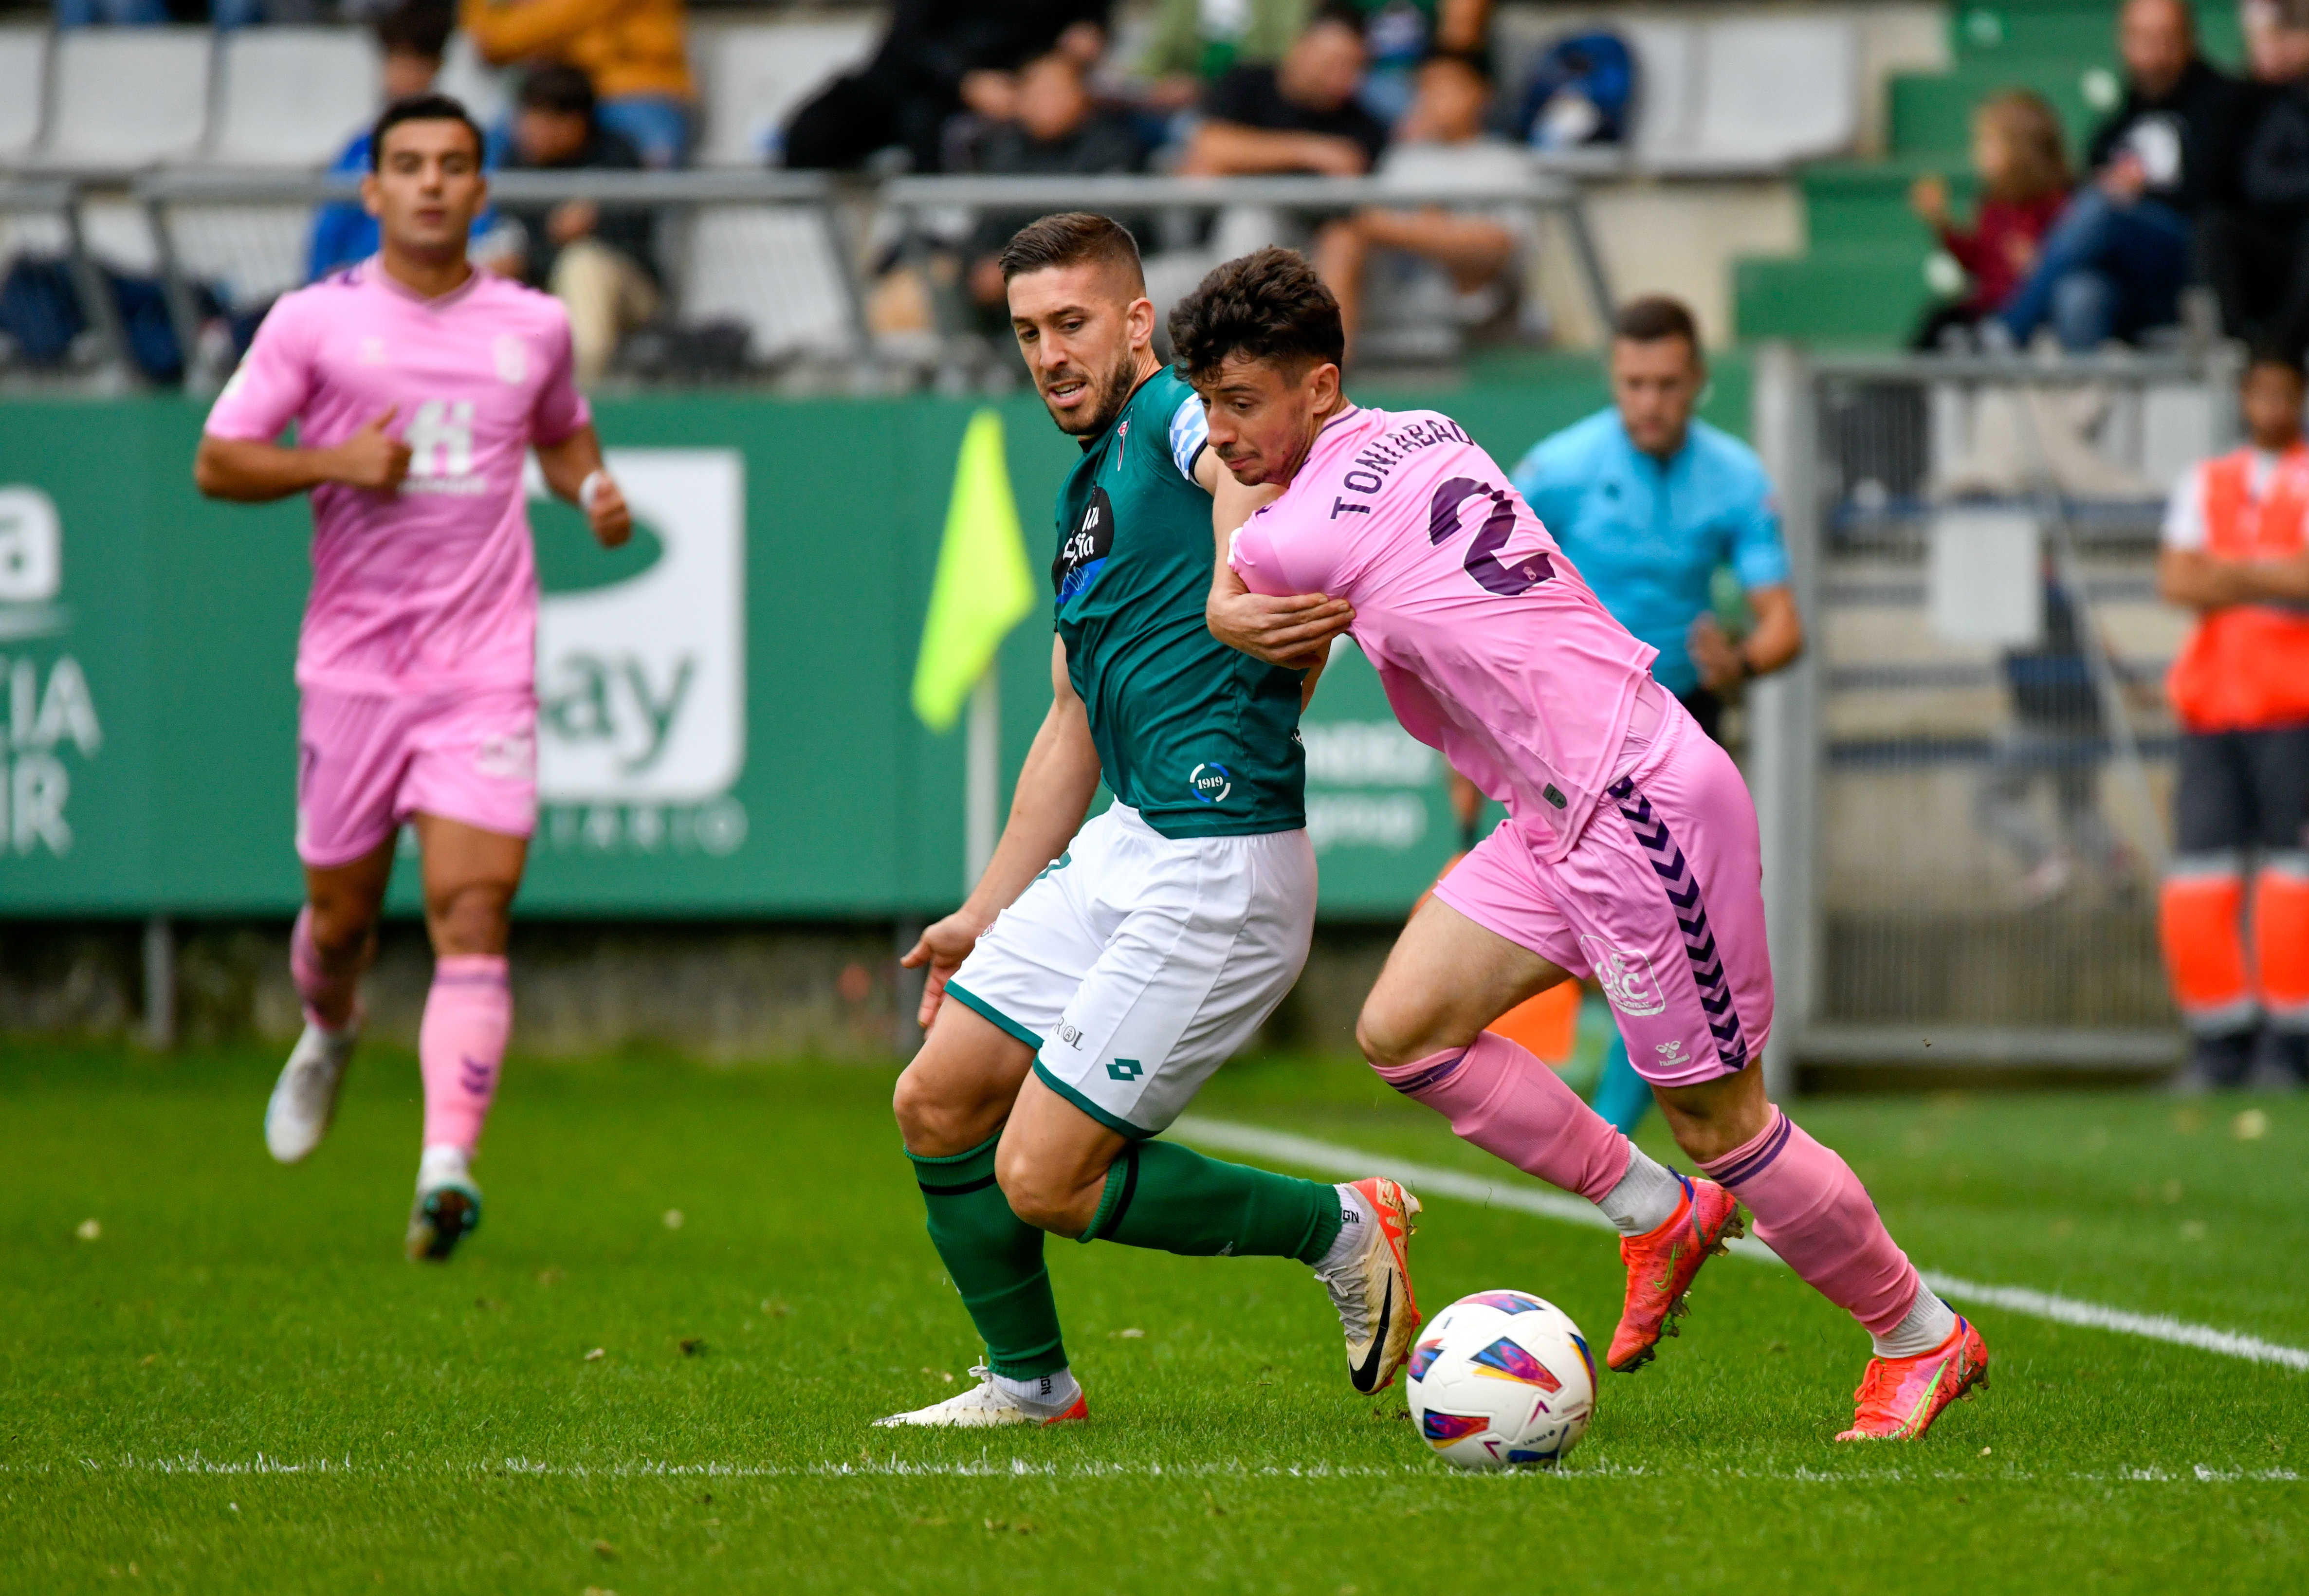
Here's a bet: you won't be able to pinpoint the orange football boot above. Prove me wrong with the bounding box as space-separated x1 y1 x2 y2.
1607 1174 1745 1372
1836 1316 1989 1440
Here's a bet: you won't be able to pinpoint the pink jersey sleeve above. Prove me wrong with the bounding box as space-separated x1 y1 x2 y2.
202 297 316 441
1230 509 1330 598
528 309 590 445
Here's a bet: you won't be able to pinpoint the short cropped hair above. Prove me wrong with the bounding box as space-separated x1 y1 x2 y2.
375 3 452 61
997 211 1146 291
369 92 485 170
1613 294 1702 355
1167 247 1345 381
518 62 598 119
2246 348 2308 385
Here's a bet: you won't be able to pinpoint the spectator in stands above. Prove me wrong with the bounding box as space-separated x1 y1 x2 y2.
1311 53 1523 349
2210 11 2309 354
782 0 1110 174
309 7 478 283
481 64 660 387
2246 0 2309 82
1178 10 1389 179
459 0 696 167
1994 0 2246 350
1906 91 2071 350
1509 294 1803 1133
1135 0 1305 112
1344 0 1492 126
2155 351 2309 1090
960 54 1149 314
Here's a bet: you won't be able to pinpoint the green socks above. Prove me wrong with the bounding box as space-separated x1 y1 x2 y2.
908 1136 1068 1380
1083 1139 1344 1265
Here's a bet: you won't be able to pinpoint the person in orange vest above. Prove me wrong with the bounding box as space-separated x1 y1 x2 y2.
2157 351 2309 1090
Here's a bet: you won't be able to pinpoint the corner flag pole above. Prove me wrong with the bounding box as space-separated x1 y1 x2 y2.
911 408 1035 896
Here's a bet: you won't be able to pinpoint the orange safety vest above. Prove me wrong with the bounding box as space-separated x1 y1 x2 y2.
2167 444 2309 732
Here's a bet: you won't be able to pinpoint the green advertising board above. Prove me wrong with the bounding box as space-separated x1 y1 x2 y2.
0 359 1748 919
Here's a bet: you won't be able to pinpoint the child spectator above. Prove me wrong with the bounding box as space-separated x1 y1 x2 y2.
1907 90 2070 350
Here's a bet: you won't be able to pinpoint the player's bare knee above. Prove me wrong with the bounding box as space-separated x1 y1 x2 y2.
994 1143 1097 1238
306 902 376 964
892 1065 976 1156
1356 988 1443 1072
427 882 513 957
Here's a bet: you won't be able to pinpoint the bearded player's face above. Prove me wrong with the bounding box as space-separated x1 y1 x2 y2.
1008 263 1153 438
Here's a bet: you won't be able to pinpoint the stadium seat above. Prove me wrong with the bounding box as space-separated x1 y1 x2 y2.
0 28 48 168
436 32 508 130
34 28 213 172
679 205 861 361
209 28 381 168
1685 18 1859 170
1624 20 1701 165
691 19 878 168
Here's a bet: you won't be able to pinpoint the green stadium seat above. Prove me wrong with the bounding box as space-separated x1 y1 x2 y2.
1733 245 1942 346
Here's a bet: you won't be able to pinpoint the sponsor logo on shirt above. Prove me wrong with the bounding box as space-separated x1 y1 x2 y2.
402 399 490 497
1581 935 1666 1017
492 335 527 385
1054 486 1115 605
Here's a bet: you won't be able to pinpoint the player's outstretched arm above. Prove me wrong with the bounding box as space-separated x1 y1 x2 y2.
1197 448 1350 677
193 405 411 503
535 424 632 549
901 635 1104 1027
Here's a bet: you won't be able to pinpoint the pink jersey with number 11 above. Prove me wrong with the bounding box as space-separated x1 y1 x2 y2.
1229 405 1657 863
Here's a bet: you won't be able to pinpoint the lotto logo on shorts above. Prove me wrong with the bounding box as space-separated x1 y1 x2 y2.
1580 935 1667 1017
1106 1058 1143 1082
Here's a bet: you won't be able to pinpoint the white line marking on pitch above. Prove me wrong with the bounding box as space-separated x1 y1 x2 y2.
1173 1116 2309 1373
20 1456 2301 1486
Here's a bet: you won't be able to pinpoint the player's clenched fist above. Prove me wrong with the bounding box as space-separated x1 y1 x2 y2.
332 405 413 495
582 470 632 549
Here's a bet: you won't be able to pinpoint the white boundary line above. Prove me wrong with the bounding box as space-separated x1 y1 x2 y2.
1171 1116 2309 1374
15 1456 2300 1486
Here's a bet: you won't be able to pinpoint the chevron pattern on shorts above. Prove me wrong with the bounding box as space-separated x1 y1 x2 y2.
1605 775 1748 1070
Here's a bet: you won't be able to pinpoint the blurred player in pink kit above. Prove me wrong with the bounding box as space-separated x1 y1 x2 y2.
1179 248 1988 1441
193 94 633 1261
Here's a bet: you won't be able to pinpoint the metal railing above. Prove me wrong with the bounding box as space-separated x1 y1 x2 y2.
1749 343 2241 1085
2 165 1615 388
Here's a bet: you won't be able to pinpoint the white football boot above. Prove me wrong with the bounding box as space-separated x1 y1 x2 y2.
1316 1177 1423 1394
263 1015 359 1163
406 1145 484 1262
873 1366 1087 1428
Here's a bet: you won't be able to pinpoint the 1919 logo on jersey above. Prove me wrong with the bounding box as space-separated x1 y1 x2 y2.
1189 762 1231 804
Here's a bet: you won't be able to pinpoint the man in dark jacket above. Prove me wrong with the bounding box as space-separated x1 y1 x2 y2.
961 53 1149 313
482 64 661 386
1996 0 2246 349
781 0 1111 174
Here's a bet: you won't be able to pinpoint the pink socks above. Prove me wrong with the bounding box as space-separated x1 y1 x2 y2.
1374 1031 1633 1203
291 906 361 1031
1699 1108 1922 1338
418 954 512 1155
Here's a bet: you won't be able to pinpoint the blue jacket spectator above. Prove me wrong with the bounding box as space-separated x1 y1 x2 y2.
1511 408 1789 702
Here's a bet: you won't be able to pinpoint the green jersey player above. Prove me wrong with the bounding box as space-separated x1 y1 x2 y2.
880 213 1421 1428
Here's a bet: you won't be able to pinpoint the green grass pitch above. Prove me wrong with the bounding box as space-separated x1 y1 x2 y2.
4 1040 2302 1592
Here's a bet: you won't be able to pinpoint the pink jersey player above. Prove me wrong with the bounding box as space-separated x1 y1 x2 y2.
1180 248 1987 1442
195 96 632 1263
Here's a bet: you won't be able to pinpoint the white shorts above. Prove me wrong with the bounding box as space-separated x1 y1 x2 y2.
945 803 1317 1138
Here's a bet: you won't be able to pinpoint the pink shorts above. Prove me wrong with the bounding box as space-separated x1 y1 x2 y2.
1432 691 1773 1087
295 682 538 868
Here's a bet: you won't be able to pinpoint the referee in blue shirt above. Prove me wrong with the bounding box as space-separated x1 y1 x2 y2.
1508 294 1805 1131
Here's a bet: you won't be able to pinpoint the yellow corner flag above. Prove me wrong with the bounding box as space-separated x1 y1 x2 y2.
912 408 1037 732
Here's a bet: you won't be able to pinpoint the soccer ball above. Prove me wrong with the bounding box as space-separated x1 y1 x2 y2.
1403 1289 1596 1469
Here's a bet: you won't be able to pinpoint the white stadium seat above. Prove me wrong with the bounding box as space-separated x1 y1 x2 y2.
691 19 878 168
680 205 858 360
436 32 509 130
209 28 381 168
1686 18 1858 169
0 28 49 166
36 28 213 171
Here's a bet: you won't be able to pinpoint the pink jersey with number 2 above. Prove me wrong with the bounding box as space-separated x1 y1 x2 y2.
1229 406 1657 862
202 259 590 695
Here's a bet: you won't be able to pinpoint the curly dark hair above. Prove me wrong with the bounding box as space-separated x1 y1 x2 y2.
1167 247 1345 383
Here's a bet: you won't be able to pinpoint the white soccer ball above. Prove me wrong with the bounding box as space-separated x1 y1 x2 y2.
1404 1289 1596 1470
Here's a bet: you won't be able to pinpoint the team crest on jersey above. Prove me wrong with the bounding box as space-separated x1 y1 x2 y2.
1055 485 1115 605
493 335 527 384
1581 935 1667 1017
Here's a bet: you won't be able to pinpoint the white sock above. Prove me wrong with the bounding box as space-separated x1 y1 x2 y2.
988 1366 1081 1411
1871 1289 1959 1358
1314 1182 1375 1274
417 1144 471 1191
1595 1145 1685 1237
